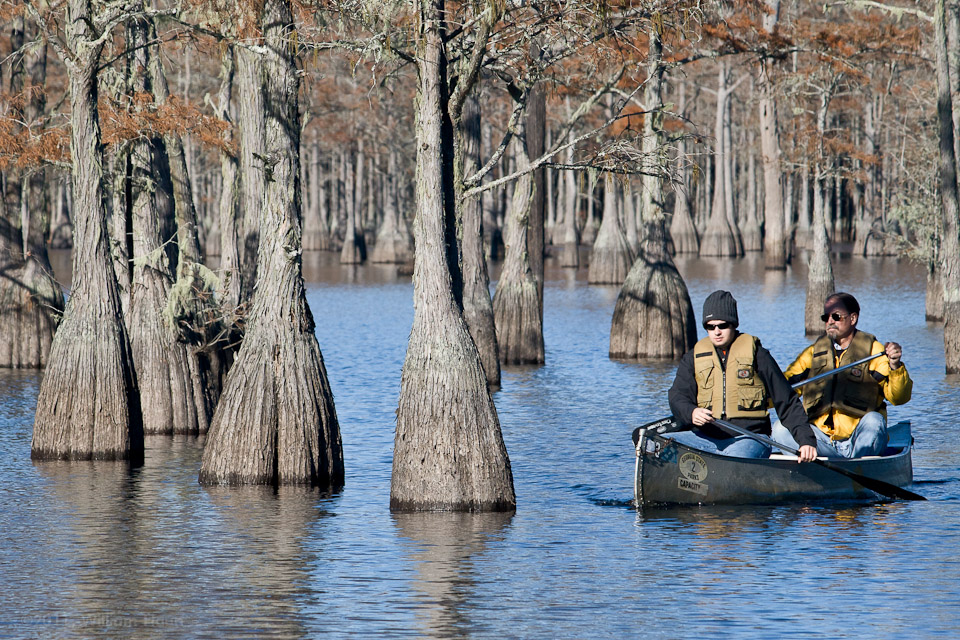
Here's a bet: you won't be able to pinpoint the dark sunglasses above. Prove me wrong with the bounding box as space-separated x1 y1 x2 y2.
705 322 731 331
821 312 847 322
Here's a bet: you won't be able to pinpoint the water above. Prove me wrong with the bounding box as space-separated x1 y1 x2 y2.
2 251 959 638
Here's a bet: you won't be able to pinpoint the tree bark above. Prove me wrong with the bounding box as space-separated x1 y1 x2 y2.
200 0 344 486
558 131 580 268
758 0 787 269
213 45 242 316
391 0 514 511
935 0 960 372
459 93 500 386
493 115 545 363
32 0 143 460
804 89 836 336
236 46 264 303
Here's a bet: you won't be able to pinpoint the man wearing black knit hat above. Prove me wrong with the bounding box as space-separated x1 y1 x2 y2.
667 291 818 460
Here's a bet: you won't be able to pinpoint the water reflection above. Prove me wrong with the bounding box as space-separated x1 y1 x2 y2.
393 512 512 638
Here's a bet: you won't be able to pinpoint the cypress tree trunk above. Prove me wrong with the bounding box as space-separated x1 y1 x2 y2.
741 145 763 252
146 17 226 431
340 148 366 264
493 117 545 364
213 45 242 316
391 0 514 511
587 173 634 284
303 143 332 251
370 151 414 263
459 93 500 386
200 0 343 486
0 17 63 368
32 0 142 460
558 139 580 268
669 185 699 254
759 0 787 269
123 16 204 436
804 91 836 336
935 0 960 372
700 62 741 257
669 84 699 255
236 46 264 303
610 26 697 360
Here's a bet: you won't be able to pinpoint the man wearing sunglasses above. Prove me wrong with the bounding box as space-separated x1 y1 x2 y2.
668 290 818 459
771 292 912 458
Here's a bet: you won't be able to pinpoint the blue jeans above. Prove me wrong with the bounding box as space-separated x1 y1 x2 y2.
668 429 771 458
771 412 889 458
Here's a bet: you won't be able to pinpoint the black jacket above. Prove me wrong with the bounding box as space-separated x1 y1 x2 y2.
668 335 817 448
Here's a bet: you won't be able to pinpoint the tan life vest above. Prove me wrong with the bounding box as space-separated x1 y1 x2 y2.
693 334 769 420
802 331 884 419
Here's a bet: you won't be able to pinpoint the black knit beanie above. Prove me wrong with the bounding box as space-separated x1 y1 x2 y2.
702 290 739 329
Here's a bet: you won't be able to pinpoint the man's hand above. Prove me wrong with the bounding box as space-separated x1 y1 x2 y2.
691 407 713 426
797 445 817 463
884 341 903 369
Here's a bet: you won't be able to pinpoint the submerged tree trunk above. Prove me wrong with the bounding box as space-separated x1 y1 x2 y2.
391 0 514 511
669 185 698 254
123 17 208 436
493 115 545 364
588 174 634 284
610 26 697 360
700 62 742 257
370 151 414 264
459 93 500 386
32 0 142 460
303 143 333 251
200 0 343 486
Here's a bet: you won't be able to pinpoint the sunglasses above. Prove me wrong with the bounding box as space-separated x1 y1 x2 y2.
706 322 731 331
821 312 848 322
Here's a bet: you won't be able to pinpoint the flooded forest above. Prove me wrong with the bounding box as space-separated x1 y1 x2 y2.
2 0 959 508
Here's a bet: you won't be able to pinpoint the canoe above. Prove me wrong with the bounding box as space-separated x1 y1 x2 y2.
633 421 914 506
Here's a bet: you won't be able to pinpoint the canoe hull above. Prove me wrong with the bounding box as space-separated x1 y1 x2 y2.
634 426 914 506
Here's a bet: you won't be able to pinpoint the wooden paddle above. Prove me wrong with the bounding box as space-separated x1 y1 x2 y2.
711 417 926 501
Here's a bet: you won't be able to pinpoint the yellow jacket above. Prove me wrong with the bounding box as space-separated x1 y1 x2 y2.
785 333 912 440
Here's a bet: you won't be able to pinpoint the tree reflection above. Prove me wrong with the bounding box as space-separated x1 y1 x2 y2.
392 511 512 638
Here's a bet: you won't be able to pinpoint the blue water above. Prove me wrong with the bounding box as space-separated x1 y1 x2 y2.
1 252 958 638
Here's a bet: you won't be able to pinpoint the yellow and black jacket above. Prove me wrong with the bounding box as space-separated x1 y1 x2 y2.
669 332 815 447
786 330 912 441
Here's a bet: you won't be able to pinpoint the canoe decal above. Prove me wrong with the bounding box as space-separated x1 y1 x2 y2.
679 453 708 482
678 452 709 496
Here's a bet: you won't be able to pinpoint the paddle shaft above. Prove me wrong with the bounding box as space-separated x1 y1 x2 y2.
790 352 883 390
711 418 926 501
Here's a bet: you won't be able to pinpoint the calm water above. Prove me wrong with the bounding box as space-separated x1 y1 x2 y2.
2 251 959 639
